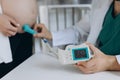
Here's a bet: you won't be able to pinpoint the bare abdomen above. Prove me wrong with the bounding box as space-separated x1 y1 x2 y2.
2 0 38 33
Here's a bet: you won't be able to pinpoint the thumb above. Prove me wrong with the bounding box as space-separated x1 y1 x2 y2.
33 33 43 38
88 43 104 57
87 43 99 56
86 43 97 53
34 24 43 33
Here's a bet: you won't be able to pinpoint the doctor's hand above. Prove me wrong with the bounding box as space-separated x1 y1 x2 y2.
0 14 20 37
33 24 52 40
75 43 120 74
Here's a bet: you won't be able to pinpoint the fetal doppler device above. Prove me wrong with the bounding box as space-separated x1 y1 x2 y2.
22 24 48 43
22 24 92 65
58 43 93 64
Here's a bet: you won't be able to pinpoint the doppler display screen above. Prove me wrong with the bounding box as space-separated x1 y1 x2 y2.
72 48 89 60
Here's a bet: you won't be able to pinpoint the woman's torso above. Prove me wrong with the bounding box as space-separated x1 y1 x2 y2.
1 0 38 33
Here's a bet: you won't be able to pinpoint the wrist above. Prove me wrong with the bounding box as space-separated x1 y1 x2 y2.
108 56 120 71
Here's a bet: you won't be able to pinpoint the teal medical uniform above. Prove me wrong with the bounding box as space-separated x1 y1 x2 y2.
98 2 120 55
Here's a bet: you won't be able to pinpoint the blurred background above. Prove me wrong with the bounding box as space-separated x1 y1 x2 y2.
35 0 92 54
37 0 92 5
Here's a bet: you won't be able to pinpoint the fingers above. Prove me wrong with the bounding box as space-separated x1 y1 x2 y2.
77 58 95 69
7 30 17 36
34 24 39 31
1 26 17 36
75 62 89 73
34 33 43 38
34 24 42 37
85 42 97 53
3 30 17 36
78 66 94 74
78 65 96 74
74 42 106 74
8 16 21 36
33 24 45 38
77 59 95 68
76 61 87 67
7 23 18 36
86 59 96 68
9 25 18 32
7 16 20 27
7 15 20 33
0 14 20 36
75 62 95 74
6 15 19 35
75 56 97 73
34 24 44 32
33 23 52 40
85 42 102 57
76 61 96 74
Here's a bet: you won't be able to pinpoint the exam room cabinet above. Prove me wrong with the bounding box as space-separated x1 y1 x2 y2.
34 0 92 54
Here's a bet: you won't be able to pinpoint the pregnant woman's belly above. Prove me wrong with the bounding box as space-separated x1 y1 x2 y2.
1 0 38 33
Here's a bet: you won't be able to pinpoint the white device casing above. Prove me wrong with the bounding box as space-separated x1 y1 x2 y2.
58 44 92 64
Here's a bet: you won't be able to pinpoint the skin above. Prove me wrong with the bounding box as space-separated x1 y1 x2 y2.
0 0 19 36
34 24 52 40
33 0 120 73
1 0 38 33
114 0 120 16
0 13 19 36
75 43 120 74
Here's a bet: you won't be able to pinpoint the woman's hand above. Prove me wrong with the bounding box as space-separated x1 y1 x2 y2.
0 14 20 37
75 43 120 74
33 24 52 40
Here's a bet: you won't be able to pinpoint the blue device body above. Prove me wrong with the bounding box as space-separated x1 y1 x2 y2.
22 24 48 43
22 24 37 35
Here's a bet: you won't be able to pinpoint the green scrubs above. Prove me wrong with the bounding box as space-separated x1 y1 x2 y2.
0 33 33 78
98 2 120 55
